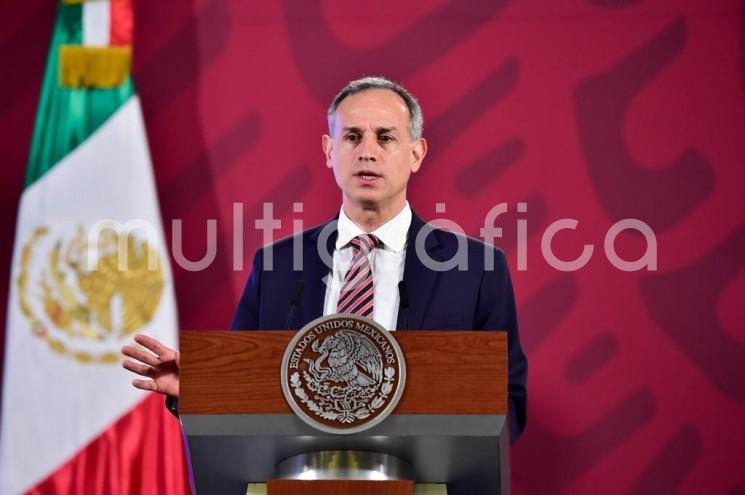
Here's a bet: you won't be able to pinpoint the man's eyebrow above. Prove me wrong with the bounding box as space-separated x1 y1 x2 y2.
375 126 397 134
340 126 398 134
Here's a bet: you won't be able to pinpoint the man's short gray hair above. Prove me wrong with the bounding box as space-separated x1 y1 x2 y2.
327 76 424 141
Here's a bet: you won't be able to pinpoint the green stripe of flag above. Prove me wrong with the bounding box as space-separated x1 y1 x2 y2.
26 1 134 188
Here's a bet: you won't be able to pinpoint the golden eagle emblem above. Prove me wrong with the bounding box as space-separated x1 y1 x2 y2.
18 225 165 364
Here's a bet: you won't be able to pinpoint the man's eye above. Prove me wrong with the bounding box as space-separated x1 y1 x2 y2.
345 134 360 142
379 135 394 142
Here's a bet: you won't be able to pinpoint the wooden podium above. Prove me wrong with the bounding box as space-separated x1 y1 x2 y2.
180 330 510 495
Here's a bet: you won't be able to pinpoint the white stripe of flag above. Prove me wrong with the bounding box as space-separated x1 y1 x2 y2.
83 0 111 46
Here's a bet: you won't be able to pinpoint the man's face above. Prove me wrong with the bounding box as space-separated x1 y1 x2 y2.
323 89 426 214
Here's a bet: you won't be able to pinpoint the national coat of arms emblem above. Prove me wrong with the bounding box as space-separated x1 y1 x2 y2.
280 314 406 434
17 225 164 364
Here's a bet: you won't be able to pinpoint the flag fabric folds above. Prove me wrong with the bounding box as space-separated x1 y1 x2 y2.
0 1 188 493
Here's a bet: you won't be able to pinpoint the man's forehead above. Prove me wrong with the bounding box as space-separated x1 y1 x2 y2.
335 89 409 118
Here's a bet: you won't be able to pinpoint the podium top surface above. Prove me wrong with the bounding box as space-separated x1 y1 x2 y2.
180 330 507 416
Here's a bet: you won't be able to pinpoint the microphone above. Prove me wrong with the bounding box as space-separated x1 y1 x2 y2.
285 279 305 330
398 280 409 331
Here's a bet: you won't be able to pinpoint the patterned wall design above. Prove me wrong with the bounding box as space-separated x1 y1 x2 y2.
1 1 743 493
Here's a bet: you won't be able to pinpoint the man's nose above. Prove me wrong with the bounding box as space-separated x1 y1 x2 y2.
357 135 378 162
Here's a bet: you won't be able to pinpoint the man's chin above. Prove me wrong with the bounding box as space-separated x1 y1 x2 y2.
347 190 382 206
343 197 386 214
357 197 382 209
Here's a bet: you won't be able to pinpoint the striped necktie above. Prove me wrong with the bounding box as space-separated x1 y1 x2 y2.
336 234 380 319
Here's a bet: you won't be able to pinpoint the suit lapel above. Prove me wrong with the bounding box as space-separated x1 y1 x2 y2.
301 219 338 327
397 212 441 330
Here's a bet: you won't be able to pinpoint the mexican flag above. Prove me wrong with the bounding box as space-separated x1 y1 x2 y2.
0 1 189 493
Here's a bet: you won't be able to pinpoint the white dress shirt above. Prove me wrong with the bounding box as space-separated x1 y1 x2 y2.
323 202 412 331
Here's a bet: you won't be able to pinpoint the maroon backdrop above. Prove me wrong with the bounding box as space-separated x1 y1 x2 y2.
2 1 744 494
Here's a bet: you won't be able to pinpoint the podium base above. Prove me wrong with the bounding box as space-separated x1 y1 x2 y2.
267 479 413 495
248 482 447 495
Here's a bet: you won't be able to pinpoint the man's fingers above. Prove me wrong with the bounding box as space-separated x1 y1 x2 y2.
122 359 154 377
121 345 160 367
132 379 159 392
133 334 174 358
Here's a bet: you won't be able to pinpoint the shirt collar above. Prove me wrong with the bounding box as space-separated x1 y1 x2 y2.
336 202 412 253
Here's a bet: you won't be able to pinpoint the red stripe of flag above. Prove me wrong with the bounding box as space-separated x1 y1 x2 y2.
25 394 191 495
109 0 133 46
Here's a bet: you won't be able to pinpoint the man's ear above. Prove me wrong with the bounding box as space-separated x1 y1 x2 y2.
322 135 333 169
410 137 427 173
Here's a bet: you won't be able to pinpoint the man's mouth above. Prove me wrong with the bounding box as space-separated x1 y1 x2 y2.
354 170 381 182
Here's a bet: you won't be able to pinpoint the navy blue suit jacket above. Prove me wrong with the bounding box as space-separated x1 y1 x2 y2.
231 212 527 442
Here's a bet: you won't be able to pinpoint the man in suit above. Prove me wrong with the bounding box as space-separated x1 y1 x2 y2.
123 76 527 442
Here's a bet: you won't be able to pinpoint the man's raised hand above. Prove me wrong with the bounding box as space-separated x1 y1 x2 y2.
122 334 180 398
